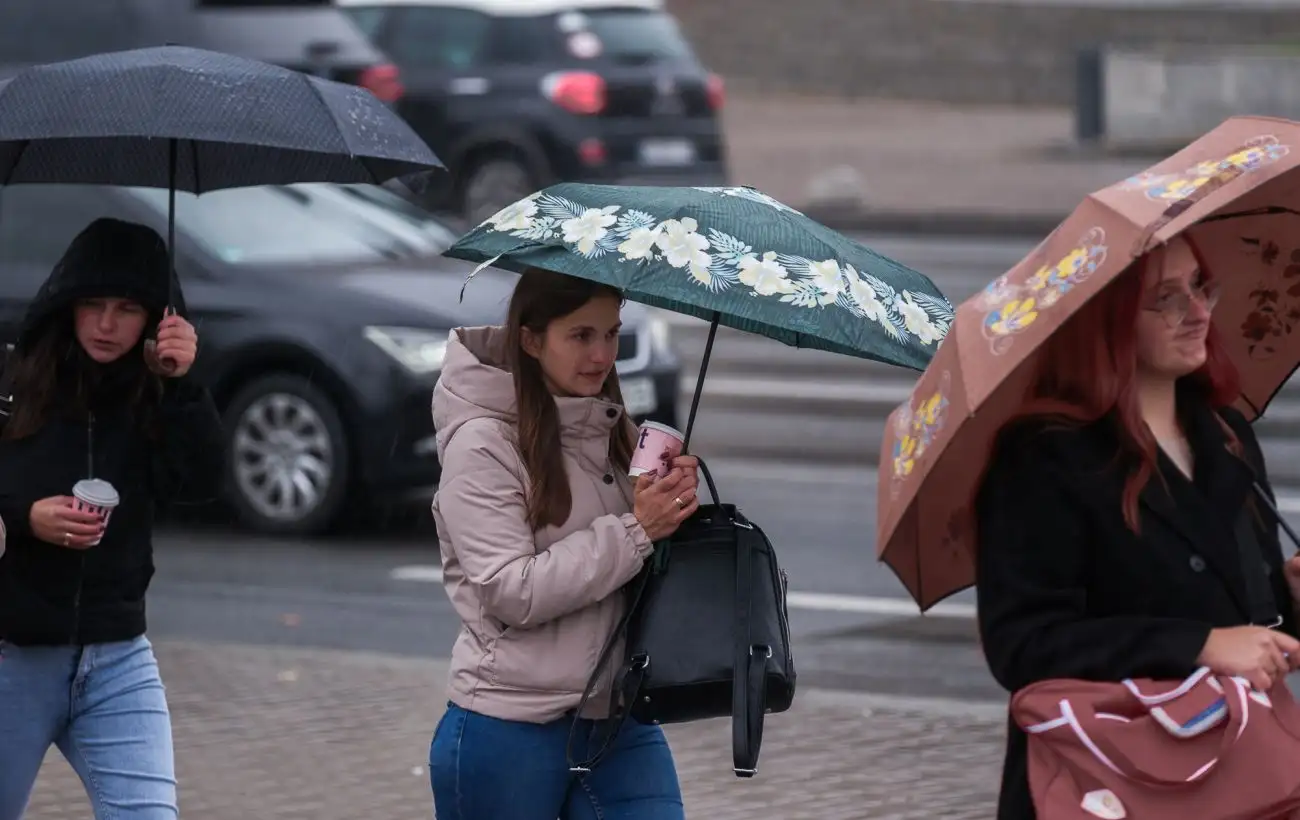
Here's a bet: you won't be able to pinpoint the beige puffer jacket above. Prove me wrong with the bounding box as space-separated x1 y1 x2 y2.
431 326 653 724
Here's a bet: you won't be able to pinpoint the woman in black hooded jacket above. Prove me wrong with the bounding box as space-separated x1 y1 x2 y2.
0 217 224 820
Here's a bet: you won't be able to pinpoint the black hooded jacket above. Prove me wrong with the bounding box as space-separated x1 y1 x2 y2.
0 217 225 646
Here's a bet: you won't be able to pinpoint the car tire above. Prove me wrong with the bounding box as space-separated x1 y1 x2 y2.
221 373 350 535
460 157 535 227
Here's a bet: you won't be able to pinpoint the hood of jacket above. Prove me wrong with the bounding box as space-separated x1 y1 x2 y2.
16 217 186 355
432 325 626 462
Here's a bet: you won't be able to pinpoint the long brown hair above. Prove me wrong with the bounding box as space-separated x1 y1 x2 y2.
504 267 636 531
4 313 162 440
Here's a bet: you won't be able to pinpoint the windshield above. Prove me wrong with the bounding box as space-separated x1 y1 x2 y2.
312 184 460 253
123 184 442 266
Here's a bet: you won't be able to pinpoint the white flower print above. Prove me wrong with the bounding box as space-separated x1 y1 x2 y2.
471 189 956 350
738 251 795 296
656 218 712 283
806 259 845 305
562 206 619 255
845 267 898 337
898 292 943 345
618 225 661 260
486 197 537 232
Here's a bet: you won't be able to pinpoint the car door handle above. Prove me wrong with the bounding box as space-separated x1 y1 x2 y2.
448 77 490 96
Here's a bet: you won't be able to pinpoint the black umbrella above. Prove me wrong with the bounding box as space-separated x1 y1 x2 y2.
0 45 444 330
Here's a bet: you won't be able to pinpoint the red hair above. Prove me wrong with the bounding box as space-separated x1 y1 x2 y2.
999 241 1241 532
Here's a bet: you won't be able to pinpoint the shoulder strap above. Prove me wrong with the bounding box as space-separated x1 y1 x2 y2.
565 564 650 773
731 511 769 777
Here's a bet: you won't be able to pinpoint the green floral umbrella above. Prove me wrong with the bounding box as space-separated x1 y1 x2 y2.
444 182 955 444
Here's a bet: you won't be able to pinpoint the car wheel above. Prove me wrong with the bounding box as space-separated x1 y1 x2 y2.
461 157 534 226
222 373 350 535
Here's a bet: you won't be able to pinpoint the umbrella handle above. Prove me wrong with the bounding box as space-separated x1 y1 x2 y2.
155 304 179 375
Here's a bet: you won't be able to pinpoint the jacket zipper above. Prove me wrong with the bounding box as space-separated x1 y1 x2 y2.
69 412 94 645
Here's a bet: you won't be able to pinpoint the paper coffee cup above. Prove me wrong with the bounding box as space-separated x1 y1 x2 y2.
72 478 119 546
629 421 686 479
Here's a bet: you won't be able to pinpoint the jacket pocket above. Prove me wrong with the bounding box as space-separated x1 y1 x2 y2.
487 601 617 695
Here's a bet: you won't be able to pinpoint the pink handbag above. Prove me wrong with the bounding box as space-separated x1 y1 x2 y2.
1012 668 1300 819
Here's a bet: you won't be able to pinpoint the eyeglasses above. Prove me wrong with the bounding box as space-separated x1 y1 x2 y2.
1144 280 1222 329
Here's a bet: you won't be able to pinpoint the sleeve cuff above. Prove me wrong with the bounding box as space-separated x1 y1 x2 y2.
1160 621 1215 675
621 513 655 559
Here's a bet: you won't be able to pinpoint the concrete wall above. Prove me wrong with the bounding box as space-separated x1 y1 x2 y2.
1103 47 1300 148
665 0 1300 106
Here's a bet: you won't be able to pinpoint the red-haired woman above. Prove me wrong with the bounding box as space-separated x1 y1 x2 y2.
975 234 1300 819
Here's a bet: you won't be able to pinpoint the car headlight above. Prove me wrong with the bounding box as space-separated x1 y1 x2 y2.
364 326 448 375
649 316 673 357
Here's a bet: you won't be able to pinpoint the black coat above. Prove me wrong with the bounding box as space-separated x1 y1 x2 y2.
0 218 225 647
975 397 1295 820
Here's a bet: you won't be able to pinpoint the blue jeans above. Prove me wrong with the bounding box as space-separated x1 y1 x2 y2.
430 703 684 820
0 636 177 820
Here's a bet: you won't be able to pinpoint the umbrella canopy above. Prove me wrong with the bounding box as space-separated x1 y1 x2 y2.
443 182 954 371
0 45 443 189
876 115 1300 611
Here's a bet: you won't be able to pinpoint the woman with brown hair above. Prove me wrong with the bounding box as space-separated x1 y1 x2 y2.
429 267 699 819
0 217 224 820
976 235 1300 819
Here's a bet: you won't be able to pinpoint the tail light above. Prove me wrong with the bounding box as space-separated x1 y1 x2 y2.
358 63 404 103
707 73 725 110
542 71 606 116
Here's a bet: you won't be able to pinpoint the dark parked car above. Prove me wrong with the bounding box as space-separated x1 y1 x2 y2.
0 182 680 534
0 0 403 102
336 0 729 224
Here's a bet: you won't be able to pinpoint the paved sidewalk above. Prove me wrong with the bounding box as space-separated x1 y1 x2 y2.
25 640 1005 819
723 93 1154 235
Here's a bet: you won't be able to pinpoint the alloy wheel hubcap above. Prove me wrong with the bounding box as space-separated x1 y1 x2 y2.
233 393 334 523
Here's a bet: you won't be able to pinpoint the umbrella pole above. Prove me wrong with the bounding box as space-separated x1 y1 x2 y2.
167 138 176 310
158 138 178 372
681 311 719 453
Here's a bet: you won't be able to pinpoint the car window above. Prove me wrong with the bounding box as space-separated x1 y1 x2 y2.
0 186 121 282
556 8 695 64
0 0 156 63
388 7 492 70
124 185 424 266
340 5 388 39
328 185 460 252
482 16 551 65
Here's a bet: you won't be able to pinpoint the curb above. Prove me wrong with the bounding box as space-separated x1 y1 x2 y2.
801 203 1069 239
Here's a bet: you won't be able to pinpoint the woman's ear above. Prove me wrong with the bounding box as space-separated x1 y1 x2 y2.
520 327 543 360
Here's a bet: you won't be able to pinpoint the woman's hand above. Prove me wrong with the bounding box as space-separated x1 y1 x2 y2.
633 465 700 542
144 313 198 377
1197 625 1300 692
29 496 105 549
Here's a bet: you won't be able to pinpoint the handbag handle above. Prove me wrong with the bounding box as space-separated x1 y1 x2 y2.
692 453 721 507
1064 673 1250 786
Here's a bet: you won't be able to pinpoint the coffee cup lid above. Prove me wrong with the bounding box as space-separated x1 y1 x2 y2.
73 478 119 507
638 420 684 441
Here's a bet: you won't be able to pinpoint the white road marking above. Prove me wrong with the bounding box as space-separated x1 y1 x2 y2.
1276 495 1300 515
685 375 912 405
389 565 976 619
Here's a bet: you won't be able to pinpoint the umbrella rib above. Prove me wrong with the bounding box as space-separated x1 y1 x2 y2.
299 73 358 177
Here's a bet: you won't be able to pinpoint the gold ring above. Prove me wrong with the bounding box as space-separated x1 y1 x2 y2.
673 496 685 509
62 533 70 546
